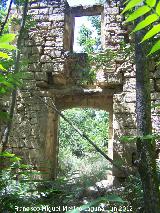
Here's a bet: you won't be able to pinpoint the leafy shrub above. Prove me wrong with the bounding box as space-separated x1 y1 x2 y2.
59 108 109 155
0 152 70 212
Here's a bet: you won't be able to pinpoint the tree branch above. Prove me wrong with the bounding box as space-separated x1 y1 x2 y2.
0 0 13 36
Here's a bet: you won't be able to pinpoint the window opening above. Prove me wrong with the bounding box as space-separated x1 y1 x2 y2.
73 15 101 53
67 0 98 7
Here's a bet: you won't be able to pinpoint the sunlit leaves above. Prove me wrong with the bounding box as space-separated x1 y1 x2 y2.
0 43 16 50
0 33 16 50
142 24 160 42
126 5 151 22
146 0 156 7
0 151 15 157
0 33 18 97
156 1 160 16
0 33 16 74
0 33 15 43
0 51 9 59
0 34 16 50
0 151 22 163
122 0 143 14
133 14 159 32
123 0 160 56
149 40 160 55
0 63 6 70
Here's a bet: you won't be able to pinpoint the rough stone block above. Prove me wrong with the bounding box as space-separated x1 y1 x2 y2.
151 92 160 100
41 63 55 72
124 93 136 103
28 63 41 72
96 72 122 86
123 78 136 92
113 113 136 129
28 55 40 63
114 102 136 113
31 46 42 54
40 55 52 62
45 41 55 47
38 8 49 15
35 72 47 81
36 21 51 29
53 63 64 72
114 128 137 138
155 79 160 92
22 80 36 90
49 14 64 21
105 7 119 15
22 72 34 80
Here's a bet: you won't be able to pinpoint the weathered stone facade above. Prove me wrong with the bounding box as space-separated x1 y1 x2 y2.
1 0 160 182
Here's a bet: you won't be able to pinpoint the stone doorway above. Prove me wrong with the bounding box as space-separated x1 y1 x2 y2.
54 93 113 180
57 108 110 180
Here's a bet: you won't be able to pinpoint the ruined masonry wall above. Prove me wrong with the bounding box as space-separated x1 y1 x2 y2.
9 0 67 178
4 0 160 180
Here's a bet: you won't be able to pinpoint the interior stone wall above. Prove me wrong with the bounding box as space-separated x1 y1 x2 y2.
1 0 159 181
8 0 68 179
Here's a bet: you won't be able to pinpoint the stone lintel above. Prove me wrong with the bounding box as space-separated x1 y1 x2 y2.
55 93 113 110
71 4 104 17
31 87 117 97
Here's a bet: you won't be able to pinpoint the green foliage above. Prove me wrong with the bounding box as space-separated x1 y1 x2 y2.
120 134 160 142
122 0 143 13
126 5 151 22
81 41 133 85
88 49 116 69
88 15 101 50
133 14 159 32
0 34 25 120
142 24 160 42
58 147 110 182
0 152 31 211
0 33 16 70
78 24 97 53
120 175 144 212
0 33 16 43
78 15 101 54
120 135 137 143
120 134 160 143
88 16 101 35
122 0 160 55
0 152 111 212
0 152 68 212
59 108 109 156
66 195 126 213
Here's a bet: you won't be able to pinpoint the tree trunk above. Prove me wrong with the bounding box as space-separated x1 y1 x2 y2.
2 0 29 151
135 23 160 212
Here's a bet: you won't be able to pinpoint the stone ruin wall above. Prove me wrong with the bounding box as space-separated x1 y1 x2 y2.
1 0 160 181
